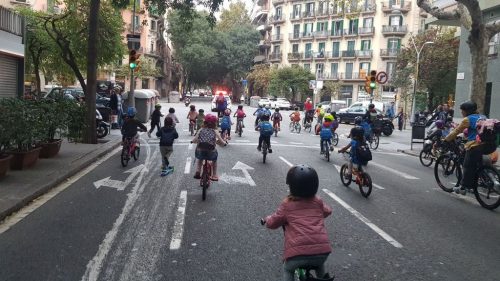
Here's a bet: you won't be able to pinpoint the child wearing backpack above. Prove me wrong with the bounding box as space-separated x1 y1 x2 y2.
256 113 274 153
262 165 334 281
319 115 334 154
339 125 371 177
156 117 179 176
220 109 233 140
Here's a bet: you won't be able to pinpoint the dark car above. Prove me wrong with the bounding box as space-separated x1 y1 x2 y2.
336 105 383 124
43 87 110 107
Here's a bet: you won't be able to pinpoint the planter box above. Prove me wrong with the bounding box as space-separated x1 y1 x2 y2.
39 139 62 158
9 147 42 170
0 154 13 178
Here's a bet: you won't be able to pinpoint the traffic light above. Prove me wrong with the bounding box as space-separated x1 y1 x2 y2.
129 50 141 69
364 76 371 94
369 70 377 92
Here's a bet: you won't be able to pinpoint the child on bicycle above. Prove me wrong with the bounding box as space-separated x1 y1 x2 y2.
220 109 232 140
148 104 163 138
167 108 180 127
187 105 198 131
256 113 273 153
319 115 334 155
192 114 227 181
233 105 246 132
196 109 205 131
339 125 366 178
121 107 148 143
271 108 283 131
289 108 301 128
263 165 333 281
156 117 179 174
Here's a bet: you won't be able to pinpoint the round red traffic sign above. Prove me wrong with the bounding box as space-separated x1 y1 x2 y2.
376 71 388 84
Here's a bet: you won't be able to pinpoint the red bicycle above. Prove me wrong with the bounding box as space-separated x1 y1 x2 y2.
200 159 213 201
121 137 140 167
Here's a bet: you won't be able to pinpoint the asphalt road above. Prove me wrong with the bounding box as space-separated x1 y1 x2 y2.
0 99 499 281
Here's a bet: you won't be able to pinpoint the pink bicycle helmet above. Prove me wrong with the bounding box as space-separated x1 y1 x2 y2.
224 109 231 116
204 114 217 124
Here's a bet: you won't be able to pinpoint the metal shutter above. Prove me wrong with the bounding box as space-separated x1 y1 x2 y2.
0 54 18 98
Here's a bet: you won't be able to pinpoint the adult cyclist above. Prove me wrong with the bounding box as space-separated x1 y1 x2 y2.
215 92 227 118
253 105 265 127
304 97 314 126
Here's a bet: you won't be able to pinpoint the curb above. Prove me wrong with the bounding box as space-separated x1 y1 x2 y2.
397 149 419 157
0 139 122 222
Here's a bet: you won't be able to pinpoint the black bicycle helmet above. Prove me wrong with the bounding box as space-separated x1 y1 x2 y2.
286 165 319 198
368 103 375 109
261 113 270 121
459 100 477 115
354 116 364 125
351 126 364 140
238 105 243 109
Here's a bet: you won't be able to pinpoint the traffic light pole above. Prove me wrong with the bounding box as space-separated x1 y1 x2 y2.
128 0 137 108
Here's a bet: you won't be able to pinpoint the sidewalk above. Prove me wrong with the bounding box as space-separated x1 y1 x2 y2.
0 131 122 222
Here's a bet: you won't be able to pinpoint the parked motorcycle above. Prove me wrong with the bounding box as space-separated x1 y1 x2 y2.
184 98 191 107
374 117 394 136
96 109 110 138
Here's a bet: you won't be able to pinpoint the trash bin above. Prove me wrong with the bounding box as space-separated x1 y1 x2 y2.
169 91 180 103
122 90 155 123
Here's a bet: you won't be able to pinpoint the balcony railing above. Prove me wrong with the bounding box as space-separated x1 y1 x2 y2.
356 50 373 58
258 39 271 48
380 49 400 57
360 2 376 13
269 14 285 24
302 32 314 40
359 27 374 35
289 12 302 21
381 1 411 13
330 51 341 59
271 34 283 42
269 52 282 61
330 30 343 37
128 23 143 34
303 51 314 59
343 29 358 37
289 32 301 40
313 51 328 59
382 25 408 35
288 52 303 60
314 30 329 39
321 72 341 80
302 10 315 18
341 50 356 58
315 9 330 17
0 6 24 36
343 72 366 80
272 0 285 5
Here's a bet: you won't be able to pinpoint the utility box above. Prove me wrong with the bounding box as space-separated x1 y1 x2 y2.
122 90 155 123
169 91 180 103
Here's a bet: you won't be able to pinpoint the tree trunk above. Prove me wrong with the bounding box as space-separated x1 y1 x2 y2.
83 0 100 144
34 61 41 94
427 91 434 112
468 34 490 114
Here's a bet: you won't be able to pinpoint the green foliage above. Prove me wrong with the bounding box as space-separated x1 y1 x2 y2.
320 81 343 99
217 1 251 32
145 0 224 28
268 66 315 100
247 65 272 96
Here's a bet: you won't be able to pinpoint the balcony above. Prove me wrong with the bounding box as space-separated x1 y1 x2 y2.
0 6 24 36
315 9 330 18
343 29 358 37
359 27 374 36
128 23 143 34
360 2 376 14
313 51 328 60
330 30 343 38
382 25 408 36
356 50 373 59
289 13 301 22
288 52 302 61
302 52 314 60
301 32 314 41
322 72 340 80
380 49 400 58
302 10 315 19
329 51 341 60
343 72 366 81
272 0 285 5
341 50 356 58
381 1 411 13
288 32 301 41
269 14 285 24
270 34 283 42
258 39 271 49
314 30 329 39
269 52 282 62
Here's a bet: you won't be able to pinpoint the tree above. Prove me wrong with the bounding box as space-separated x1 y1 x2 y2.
268 66 315 101
247 65 272 97
217 1 252 32
320 81 343 100
394 28 459 111
418 0 500 113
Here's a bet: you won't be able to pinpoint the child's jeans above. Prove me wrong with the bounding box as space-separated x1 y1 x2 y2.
149 121 161 133
320 138 331 152
221 127 231 137
258 135 271 148
160 146 173 168
283 253 329 281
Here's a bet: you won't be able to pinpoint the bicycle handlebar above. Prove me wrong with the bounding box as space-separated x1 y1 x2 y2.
260 218 266 226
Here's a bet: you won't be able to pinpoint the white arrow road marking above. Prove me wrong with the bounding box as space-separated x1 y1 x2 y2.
228 161 256 186
170 190 187 250
93 165 146 191
184 157 192 174
322 189 403 248
279 156 293 167
220 174 251 185
334 164 341 172
369 161 419 179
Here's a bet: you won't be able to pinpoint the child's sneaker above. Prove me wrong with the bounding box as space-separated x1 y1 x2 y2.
194 172 201 179
268 148 273 153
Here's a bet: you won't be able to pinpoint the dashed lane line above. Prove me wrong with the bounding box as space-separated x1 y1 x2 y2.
369 161 419 180
184 157 192 174
279 156 294 167
169 190 187 250
322 188 403 249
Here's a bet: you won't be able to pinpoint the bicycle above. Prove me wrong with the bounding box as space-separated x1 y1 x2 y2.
366 131 379 150
200 159 213 201
273 122 280 137
262 139 269 163
331 132 339 146
290 121 301 134
259 219 335 281
419 139 444 167
321 139 332 162
303 118 313 133
434 140 500 210
236 118 244 137
339 151 372 198
121 136 140 167
189 120 196 136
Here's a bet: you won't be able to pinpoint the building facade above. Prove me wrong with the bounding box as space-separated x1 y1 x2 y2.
427 0 500 119
0 1 25 98
253 0 427 105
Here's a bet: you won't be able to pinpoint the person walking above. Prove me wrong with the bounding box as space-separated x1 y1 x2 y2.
109 85 123 129
396 108 404 131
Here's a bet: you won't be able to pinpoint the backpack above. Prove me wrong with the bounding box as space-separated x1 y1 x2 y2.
220 116 231 129
356 142 372 164
320 125 333 139
260 122 274 136
198 128 216 150
475 118 500 154
360 122 371 138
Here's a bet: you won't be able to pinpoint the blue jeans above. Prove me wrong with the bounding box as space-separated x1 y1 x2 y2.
117 108 124 128
283 254 329 281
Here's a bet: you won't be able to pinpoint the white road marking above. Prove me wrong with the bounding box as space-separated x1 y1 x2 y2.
369 161 419 180
188 143 194 150
289 142 304 145
93 165 146 191
373 183 386 190
234 139 251 143
232 161 256 186
279 156 294 167
372 151 409 157
334 164 341 172
169 190 187 250
184 157 192 174
322 189 403 248
177 139 192 143
0 147 122 234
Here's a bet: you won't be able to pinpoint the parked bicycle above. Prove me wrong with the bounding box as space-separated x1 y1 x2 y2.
339 151 372 198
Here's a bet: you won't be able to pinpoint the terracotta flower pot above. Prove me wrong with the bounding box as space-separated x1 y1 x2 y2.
0 154 13 178
9 147 42 170
39 139 62 158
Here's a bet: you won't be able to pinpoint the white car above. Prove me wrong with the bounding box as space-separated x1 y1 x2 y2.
258 98 272 107
271 98 292 110
211 95 232 112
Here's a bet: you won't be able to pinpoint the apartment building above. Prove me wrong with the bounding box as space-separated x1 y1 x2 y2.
427 0 500 119
254 0 427 105
0 1 25 98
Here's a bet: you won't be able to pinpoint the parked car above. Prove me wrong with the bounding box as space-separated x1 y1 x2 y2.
211 95 232 112
271 98 292 110
337 105 383 124
258 97 272 107
317 101 331 112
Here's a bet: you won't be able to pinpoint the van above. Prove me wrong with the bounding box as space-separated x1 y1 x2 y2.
329 100 348 113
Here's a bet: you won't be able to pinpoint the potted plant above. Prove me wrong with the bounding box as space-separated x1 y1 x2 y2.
38 99 68 158
0 99 14 178
5 98 43 170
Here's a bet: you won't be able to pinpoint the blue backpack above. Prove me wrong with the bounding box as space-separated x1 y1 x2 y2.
361 122 371 138
260 122 274 136
320 125 333 139
220 116 231 129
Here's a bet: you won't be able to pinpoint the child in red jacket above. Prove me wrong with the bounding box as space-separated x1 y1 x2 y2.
263 165 333 281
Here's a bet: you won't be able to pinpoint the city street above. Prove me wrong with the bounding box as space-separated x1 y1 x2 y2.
0 100 499 281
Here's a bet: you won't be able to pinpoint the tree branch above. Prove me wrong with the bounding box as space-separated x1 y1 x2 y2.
417 0 461 21
457 3 472 30
486 20 500 39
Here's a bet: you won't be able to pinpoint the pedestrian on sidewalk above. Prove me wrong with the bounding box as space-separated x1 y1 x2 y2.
156 117 179 175
396 108 404 131
148 104 164 138
167 108 180 127
109 85 123 129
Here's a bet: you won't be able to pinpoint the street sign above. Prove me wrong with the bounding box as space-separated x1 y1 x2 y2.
316 80 323 90
127 34 141 50
242 79 247 87
309 80 316 90
376 71 388 84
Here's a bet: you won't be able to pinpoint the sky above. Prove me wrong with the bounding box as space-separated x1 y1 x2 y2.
196 0 256 19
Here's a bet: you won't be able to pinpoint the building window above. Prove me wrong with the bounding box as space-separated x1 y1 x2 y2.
293 4 301 18
304 64 311 71
361 40 371 50
150 42 154 53
360 62 370 77
331 63 338 77
347 40 355 51
293 24 300 38
363 17 373 28
387 38 401 49
489 32 499 56
317 22 327 32
318 42 326 54
348 18 358 34
331 20 343 36
386 62 396 81
150 20 157 31
332 42 340 57
274 45 281 54
276 6 282 17
305 43 312 58
142 79 149 89
389 15 403 26
276 26 281 36
304 23 313 36
292 44 299 53
340 85 353 99
305 2 315 15
318 1 327 14
316 63 324 76
345 63 353 79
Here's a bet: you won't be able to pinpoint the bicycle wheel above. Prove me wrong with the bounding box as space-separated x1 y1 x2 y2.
121 147 129 167
332 133 339 146
305 123 311 133
434 154 462 193
262 143 268 163
369 135 379 150
358 172 373 198
474 166 500 210
419 150 434 167
340 164 352 186
324 143 330 162
133 146 140 161
201 163 210 201
289 122 294 132
296 124 301 134
274 128 278 137
190 124 194 136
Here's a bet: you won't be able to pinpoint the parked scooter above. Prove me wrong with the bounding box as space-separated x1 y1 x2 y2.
96 109 110 138
184 97 191 107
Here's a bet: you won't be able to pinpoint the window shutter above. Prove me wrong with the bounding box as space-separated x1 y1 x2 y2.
399 16 403 26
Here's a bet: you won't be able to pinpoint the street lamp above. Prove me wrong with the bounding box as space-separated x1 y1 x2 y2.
410 38 434 125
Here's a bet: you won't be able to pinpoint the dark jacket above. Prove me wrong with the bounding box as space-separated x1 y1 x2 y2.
121 118 147 138
110 93 118 111
151 109 164 123
156 126 179 146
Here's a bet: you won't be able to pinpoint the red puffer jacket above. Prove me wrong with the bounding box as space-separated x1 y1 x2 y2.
265 196 332 260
